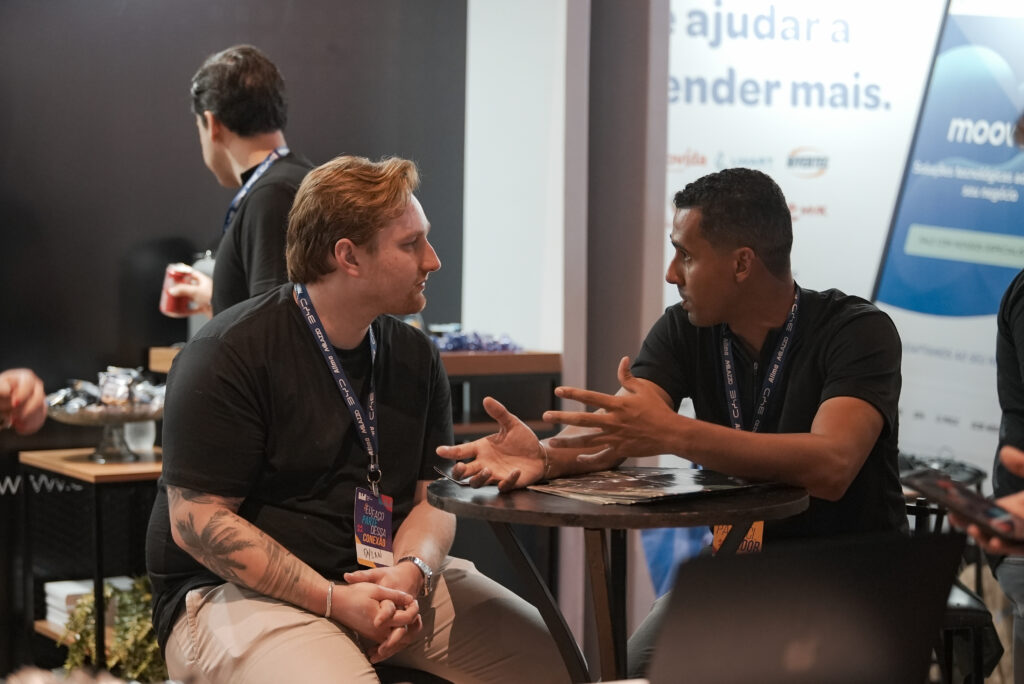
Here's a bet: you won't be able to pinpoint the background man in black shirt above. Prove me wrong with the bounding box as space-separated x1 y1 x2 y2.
953 111 1024 682
439 168 906 676
165 44 312 317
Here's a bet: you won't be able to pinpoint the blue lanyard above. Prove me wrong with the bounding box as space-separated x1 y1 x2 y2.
720 288 800 433
293 284 382 495
222 146 289 233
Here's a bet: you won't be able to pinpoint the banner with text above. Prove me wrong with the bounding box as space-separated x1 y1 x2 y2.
874 0 1024 477
665 0 945 305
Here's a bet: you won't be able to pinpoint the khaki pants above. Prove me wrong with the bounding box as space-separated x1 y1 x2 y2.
165 557 569 684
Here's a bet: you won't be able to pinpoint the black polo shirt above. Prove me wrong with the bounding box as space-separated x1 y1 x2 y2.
632 286 907 541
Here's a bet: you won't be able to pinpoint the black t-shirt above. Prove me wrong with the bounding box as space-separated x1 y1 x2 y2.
146 283 452 649
994 268 1024 497
632 286 907 541
211 152 313 314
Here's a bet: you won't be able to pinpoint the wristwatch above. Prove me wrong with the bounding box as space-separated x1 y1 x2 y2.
397 555 434 597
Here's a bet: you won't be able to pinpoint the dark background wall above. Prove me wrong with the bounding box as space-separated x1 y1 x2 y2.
0 0 467 421
0 0 467 672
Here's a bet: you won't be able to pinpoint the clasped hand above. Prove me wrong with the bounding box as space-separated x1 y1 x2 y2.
0 368 46 435
342 563 425 662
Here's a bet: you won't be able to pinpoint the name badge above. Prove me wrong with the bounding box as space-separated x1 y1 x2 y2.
354 486 394 567
711 521 763 554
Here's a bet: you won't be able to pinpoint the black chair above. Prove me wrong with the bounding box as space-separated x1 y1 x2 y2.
908 497 998 683
374 664 451 684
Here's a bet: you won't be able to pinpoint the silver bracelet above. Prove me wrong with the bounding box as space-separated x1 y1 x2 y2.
324 580 334 619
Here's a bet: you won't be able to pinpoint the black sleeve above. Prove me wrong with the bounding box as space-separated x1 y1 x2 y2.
995 272 1024 495
631 308 690 409
819 310 902 439
1001 276 1024 448
419 345 453 480
161 337 268 496
235 183 294 299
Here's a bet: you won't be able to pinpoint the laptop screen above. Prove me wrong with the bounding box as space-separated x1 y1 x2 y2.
647 533 965 684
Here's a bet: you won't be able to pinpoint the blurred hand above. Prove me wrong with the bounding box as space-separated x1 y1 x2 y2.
949 445 1024 555
0 368 46 435
168 267 213 318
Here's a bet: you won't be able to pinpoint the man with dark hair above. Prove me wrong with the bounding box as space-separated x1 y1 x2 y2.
439 167 907 675
166 45 313 317
146 155 567 684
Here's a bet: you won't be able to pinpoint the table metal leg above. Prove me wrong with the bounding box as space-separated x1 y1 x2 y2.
610 529 627 676
584 527 628 681
20 466 34 667
487 522 590 683
92 485 105 671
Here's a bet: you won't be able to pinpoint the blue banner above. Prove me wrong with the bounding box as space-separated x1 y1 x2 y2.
875 12 1024 316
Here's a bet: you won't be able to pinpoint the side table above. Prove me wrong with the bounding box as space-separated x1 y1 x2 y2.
19 448 162 671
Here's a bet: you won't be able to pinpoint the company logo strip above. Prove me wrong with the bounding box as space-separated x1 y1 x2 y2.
787 147 829 178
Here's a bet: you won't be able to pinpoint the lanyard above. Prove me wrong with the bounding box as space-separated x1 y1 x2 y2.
222 146 289 233
293 284 382 495
720 288 800 433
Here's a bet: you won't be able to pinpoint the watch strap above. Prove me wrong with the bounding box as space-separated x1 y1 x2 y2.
397 555 434 596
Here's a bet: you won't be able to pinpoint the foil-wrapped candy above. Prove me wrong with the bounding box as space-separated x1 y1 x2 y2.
47 366 165 415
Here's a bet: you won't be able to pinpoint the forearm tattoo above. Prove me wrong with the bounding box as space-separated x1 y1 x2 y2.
168 486 305 598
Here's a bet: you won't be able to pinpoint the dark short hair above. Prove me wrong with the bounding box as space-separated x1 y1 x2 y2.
673 168 792 277
1015 112 1024 148
190 45 287 136
286 155 421 284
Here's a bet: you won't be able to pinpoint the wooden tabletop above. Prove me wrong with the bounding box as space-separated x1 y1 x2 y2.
427 476 808 529
150 346 561 377
19 448 162 484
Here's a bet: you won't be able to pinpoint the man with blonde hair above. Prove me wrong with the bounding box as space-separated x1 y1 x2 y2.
146 155 567 684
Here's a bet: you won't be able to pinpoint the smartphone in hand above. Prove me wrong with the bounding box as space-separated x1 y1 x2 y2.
903 467 1024 542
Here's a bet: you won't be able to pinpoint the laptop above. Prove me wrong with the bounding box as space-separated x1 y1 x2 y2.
646 532 965 684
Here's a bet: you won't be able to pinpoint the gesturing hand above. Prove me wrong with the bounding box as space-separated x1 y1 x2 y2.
543 356 679 466
436 396 546 491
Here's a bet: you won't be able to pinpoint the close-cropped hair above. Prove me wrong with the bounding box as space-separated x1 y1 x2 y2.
286 155 421 284
190 45 287 137
674 168 792 277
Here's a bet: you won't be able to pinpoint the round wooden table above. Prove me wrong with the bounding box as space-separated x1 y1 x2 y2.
428 473 808 682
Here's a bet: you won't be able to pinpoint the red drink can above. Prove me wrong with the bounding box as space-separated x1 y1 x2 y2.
159 263 193 318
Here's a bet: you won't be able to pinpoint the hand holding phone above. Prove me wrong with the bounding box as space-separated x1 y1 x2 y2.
903 467 1024 542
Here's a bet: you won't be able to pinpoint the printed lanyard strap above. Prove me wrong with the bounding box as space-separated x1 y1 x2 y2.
222 146 290 233
720 288 800 433
293 284 382 494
